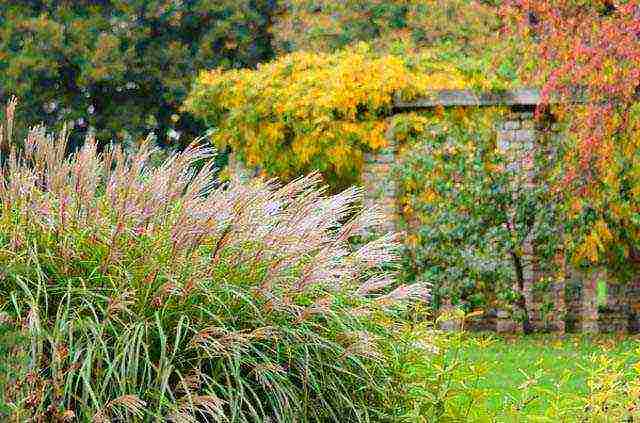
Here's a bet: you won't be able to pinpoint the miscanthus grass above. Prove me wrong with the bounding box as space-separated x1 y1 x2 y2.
0 99 429 422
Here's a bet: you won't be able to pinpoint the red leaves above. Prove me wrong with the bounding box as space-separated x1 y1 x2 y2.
505 0 640 192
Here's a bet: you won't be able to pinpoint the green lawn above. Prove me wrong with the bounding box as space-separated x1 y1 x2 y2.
456 333 640 420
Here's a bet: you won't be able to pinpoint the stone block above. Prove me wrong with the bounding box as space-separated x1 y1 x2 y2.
374 154 396 164
503 121 521 130
366 163 392 174
514 129 536 143
521 120 535 129
496 310 517 333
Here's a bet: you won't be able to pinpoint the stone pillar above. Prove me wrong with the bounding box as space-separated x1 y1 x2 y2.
551 250 566 334
627 278 640 334
581 271 600 333
600 281 627 333
362 124 398 234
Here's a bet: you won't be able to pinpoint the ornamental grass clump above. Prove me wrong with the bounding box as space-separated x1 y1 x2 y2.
0 100 429 422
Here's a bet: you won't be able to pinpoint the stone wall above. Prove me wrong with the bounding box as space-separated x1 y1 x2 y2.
360 90 639 334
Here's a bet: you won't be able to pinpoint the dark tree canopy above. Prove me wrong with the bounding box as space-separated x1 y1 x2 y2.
0 0 276 146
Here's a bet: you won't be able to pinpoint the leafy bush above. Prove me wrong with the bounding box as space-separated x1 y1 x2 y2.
393 108 561 325
0 104 430 421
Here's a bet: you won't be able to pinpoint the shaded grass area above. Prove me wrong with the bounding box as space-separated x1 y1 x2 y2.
0 323 27 416
458 333 639 417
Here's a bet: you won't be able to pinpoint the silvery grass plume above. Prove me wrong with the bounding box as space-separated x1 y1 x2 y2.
0 99 429 422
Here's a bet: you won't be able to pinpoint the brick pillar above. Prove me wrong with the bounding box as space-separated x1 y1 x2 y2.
581 271 600 333
362 123 398 234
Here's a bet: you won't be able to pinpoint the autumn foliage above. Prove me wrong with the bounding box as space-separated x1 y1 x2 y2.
505 1 640 273
185 44 480 188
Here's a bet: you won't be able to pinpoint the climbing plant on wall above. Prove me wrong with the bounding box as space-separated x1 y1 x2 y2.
393 108 562 322
504 1 640 280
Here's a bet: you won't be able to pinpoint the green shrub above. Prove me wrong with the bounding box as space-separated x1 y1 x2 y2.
0 104 430 421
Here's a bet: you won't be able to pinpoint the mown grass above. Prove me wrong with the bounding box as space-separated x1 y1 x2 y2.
458 333 640 417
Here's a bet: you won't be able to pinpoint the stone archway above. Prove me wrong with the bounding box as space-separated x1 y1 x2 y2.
361 89 633 334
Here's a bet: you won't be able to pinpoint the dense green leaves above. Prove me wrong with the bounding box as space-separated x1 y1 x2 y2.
0 1 275 146
395 109 561 312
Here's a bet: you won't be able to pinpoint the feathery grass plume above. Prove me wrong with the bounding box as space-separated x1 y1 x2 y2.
0 97 17 155
0 100 430 421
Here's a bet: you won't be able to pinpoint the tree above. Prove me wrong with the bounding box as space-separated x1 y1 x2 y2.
504 1 640 278
271 0 502 57
0 1 275 147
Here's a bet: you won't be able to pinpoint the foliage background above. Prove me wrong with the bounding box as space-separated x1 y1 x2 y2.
0 0 276 147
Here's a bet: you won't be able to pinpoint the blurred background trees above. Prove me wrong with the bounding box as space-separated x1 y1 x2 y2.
0 0 276 147
0 1 508 148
